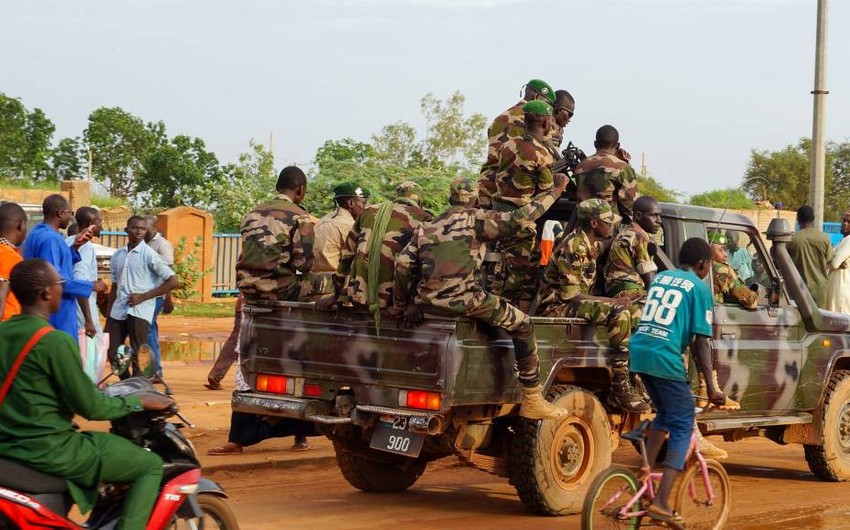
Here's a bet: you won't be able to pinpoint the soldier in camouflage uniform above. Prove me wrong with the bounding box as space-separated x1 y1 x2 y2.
536 199 650 412
392 174 569 421
477 79 556 209
322 181 432 317
708 231 757 310
236 166 314 302
574 125 639 223
542 89 576 159
605 196 662 325
491 100 565 310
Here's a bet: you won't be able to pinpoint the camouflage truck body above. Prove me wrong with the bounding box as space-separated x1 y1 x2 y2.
234 201 850 515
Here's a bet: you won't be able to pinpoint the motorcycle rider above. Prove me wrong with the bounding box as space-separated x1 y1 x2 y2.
0 259 174 530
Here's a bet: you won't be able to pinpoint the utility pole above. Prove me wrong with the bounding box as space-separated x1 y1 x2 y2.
87 149 93 181
810 0 828 228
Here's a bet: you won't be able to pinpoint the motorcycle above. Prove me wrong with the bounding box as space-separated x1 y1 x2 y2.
0 375 239 529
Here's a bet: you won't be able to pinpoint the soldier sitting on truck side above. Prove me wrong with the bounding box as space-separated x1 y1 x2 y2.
317 181 432 321
391 174 569 421
574 125 639 224
477 78 556 209
536 199 650 413
491 100 567 311
707 230 757 310
235 166 315 302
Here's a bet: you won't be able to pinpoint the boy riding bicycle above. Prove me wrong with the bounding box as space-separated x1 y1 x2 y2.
629 237 726 529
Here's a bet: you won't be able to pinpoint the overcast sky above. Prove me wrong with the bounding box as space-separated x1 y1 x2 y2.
1 0 848 199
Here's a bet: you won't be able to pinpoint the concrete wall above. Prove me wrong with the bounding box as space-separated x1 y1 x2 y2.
729 208 796 236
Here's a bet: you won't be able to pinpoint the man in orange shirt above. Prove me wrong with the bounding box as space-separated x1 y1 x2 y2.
0 202 27 321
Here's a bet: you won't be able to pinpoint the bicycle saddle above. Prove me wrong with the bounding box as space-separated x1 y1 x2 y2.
620 419 652 443
0 458 68 493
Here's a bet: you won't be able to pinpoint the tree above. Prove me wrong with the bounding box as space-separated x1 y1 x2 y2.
689 188 753 209
640 175 680 203
137 135 221 209
371 122 421 167
316 138 373 170
84 107 158 199
50 137 86 181
420 91 487 169
0 92 55 180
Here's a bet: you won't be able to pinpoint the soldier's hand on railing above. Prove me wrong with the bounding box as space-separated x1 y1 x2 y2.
316 295 337 312
403 304 424 327
708 388 727 407
552 173 568 195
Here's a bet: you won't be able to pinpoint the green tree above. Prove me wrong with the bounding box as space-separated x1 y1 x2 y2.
689 188 753 209
640 175 680 203
137 135 222 208
50 137 86 181
0 92 56 180
743 139 810 211
371 122 422 167
315 138 373 170
84 107 158 199
420 91 487 168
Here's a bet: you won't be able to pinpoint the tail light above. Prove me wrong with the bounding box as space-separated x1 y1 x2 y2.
399 389 441 411
256 374 293 395
303 383 323 397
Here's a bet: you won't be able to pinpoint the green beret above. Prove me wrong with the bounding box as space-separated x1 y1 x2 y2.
526 79 556 104
449 177 477 206
523 100 553 117
707 231 727 245
577 198 616 223
332 181 370 199
395 181 424 205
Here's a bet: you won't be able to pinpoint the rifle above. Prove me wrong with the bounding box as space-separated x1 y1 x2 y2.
552 141 587 176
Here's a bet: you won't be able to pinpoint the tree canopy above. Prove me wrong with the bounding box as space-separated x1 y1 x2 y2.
0 92 55 181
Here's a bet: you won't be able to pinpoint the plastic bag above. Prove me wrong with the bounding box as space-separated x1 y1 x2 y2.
78 331 110 384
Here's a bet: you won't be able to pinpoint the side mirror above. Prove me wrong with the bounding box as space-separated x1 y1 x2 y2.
111 345 133 376
136 344 155 378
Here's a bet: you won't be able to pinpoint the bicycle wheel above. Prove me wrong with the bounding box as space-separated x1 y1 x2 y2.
673 458 731 530
581 466 642 530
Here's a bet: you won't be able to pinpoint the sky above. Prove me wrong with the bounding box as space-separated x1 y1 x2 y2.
1 0 848 199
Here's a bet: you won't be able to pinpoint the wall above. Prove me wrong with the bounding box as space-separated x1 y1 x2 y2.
158 206 215 302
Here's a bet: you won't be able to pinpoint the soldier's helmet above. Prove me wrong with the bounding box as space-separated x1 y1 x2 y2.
449 177 478 207
395 181 424 206
577 198 616 223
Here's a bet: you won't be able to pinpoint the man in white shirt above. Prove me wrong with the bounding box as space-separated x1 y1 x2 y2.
826 211 850 315
106 216 178 379
65 207 107 339
143 215 175 383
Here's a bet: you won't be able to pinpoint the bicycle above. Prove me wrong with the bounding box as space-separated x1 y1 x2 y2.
581 417 731 530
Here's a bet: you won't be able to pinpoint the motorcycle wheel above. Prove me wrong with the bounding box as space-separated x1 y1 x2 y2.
168 494 239 530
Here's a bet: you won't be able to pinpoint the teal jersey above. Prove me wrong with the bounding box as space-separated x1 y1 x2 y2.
630 269 714 382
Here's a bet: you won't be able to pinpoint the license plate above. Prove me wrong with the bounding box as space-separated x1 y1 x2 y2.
369 416 425 458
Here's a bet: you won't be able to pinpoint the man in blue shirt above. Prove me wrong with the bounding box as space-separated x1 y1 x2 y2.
105 216 178 379
23 194 96 338
629 237 726 529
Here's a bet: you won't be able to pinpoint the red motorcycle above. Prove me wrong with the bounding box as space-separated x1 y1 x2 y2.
0 377 238 529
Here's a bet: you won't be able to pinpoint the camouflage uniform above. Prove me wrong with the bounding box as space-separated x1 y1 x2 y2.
542 122 564 159
491 134 555 307
574 148 639 222
713 260 757 309
336 182 432 310
477 101 527 208
236 194 314 302
394 180 559 387
605 222 658 326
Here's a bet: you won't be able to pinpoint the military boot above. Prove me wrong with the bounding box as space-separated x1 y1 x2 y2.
697 370 741 410
520 385 569 421
697 431 729 460
608 360 651 413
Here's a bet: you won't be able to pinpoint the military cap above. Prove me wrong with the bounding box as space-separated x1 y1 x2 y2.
523 100 553 117
449 177 478 206
526 79 556 104
396 181 424 205
333 181 370 199
707 230 727 245
577 198 616 223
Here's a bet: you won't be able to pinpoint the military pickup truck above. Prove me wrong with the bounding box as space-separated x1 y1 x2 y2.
233 202 850 516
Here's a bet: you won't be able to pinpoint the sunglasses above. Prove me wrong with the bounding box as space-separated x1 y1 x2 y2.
556 107 575 119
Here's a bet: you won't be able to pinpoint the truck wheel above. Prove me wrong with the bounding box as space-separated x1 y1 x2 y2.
509 385 612 515
333 440 427 492
804 369 850 481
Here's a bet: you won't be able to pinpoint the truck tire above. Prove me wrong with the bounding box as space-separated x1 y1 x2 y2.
804 369 850 481
509 385 612 515
333 440 427 493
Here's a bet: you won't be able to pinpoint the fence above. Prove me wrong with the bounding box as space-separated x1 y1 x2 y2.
823 222 842 246
100 231 242 296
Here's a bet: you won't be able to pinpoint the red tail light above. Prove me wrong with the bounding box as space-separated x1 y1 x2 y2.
400 389 441 411
303 383 323 397
256 374 293 395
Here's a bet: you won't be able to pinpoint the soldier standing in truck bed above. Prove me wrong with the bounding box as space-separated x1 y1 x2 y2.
491 100 566 311
392 174 569 421
322 181 432 318
574 125 639 223
477 79 556 209
236 166 314 302
536 199 650 413
542 89 576 159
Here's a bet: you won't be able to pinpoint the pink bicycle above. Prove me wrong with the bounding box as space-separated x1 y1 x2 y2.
581 418 731 530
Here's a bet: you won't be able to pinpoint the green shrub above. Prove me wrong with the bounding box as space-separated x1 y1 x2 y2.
171 236 211 300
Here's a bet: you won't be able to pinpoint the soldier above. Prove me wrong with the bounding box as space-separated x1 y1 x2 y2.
477 79 556 208
306 182 370 301
574 125 639 223
320 181 432 320
236 166 314 302
542 89 576 158
392 174 569 421
708 231 757 310
491 100 565 310
604 195 661 306
537 199 650 413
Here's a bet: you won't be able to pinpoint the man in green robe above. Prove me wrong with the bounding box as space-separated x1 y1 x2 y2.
0 259 173 530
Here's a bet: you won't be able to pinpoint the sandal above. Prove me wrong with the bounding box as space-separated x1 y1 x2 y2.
207 443 243 456
290 439 310 452
646 505 686 529
204 378 223 391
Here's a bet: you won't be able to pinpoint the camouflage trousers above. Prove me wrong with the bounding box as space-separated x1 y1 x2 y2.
608 286 645 330
500 223 540 309
541 299 632 359
299 272 336 302
434 290 540 387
